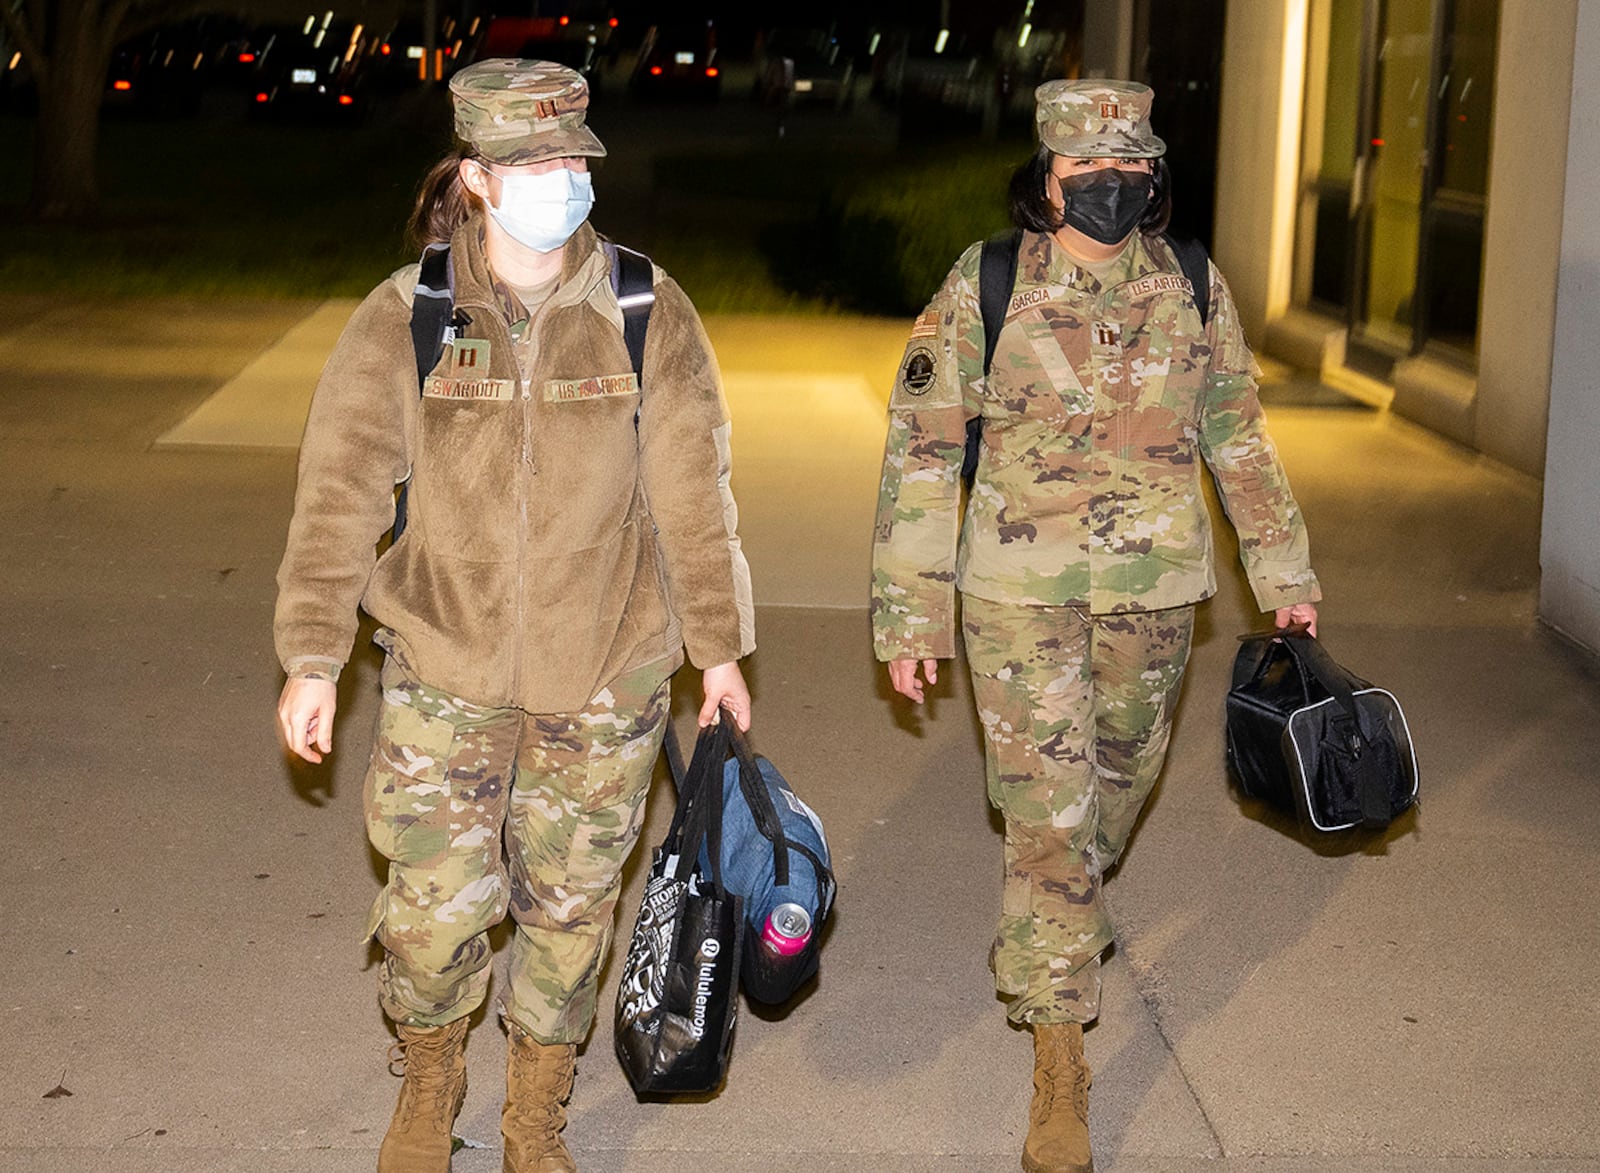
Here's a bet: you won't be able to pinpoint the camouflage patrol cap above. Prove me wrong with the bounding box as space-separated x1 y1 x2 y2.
449 59 606 165
1034 79 1166 158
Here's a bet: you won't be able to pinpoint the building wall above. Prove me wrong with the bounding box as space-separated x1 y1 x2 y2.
1540 0 1600 654
1082 0 1136 78
1214 0 1308 342
1474 1 1579 476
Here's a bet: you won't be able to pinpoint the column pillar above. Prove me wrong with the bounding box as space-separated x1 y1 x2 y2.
1539 0 1600 653
1082 0 1137 78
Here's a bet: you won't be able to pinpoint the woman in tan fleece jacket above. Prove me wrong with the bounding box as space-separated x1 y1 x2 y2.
273 60 755 1173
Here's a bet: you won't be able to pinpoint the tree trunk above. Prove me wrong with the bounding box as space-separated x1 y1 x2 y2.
31 12 111 220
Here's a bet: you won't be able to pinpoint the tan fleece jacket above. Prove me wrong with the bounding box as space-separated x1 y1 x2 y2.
274 216 756 712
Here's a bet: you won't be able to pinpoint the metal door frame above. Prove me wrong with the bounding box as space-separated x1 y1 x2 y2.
1342 0 1451 376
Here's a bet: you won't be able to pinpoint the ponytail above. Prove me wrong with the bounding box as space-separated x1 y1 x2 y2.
406 147 483 254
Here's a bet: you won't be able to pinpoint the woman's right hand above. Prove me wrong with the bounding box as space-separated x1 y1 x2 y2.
887 658 940 704
278 677 338 763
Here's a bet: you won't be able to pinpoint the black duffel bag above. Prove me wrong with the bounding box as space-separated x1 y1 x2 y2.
1226 627 1419 832
614 722 744 1094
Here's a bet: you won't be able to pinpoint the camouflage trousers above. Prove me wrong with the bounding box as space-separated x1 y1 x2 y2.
961 595 1195 1026
362 641 670 1045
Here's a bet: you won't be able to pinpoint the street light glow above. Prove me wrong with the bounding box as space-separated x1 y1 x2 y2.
934 28 950 54
1019 23 1032 48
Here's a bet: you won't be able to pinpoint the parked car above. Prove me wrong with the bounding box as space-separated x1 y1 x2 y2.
757 27 854 110
105 23 210 116
872 26 990 136
371 14 470 88
246 21 366 121
631 20 719 102
472 16 612 95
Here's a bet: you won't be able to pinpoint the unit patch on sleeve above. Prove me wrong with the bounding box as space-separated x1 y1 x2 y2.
900 347 938 395
543 373 642 403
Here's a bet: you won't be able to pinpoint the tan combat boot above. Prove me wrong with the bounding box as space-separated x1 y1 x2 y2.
378 1018 470 1173
501 1022 578 1173
1021 1022 1093 1173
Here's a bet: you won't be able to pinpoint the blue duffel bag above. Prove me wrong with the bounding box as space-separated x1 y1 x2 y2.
684 723 836 1004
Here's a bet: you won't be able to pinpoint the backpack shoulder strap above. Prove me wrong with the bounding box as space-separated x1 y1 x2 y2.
410 243 454 392
604 241 656 383
395 244 455 544
979 228 1022 376
966 229 1020 487
1160 232 1212 328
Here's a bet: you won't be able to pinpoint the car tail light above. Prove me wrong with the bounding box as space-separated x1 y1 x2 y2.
609 17 619 27
380 43 391 56
649 65 662 76
238 51 256 63
112 79 132 91
559 14 569 25
705 67 719 78
338 94 354 105
255 91 269 102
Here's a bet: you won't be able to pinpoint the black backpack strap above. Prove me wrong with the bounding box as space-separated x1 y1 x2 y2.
966 228 1020 486
394 244 455 543
979 228 1022 376
1160 232 1211 328
411 243 455 389
604 241 656 383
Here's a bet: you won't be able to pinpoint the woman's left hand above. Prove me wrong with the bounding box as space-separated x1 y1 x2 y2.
699 661 752 731
1274 602 1319 637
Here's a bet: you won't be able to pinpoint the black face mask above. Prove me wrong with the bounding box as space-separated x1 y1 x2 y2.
1056 168 1154 245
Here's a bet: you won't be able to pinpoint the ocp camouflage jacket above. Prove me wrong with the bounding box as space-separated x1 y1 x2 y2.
275 216 755 712
871 229 1319 661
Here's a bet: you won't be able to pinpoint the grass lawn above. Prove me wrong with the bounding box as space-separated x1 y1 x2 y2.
1 93 1026 313
0 97 449 300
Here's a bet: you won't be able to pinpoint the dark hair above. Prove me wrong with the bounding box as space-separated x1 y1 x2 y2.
1007 144 1173 237
406 145 484 253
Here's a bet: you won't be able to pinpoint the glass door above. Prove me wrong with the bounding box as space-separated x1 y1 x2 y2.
1348 0 1435 367
1296 0 1498 373
1415 0 1497 355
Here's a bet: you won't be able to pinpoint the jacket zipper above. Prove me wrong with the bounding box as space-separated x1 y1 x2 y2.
454 298 526 703
511 290 563 704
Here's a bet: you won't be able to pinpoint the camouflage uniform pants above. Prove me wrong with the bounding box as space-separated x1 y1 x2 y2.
362 644 670 1045
961 595 1195 1026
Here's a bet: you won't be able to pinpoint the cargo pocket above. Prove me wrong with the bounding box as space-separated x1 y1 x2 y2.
363 683 459 869
991 840 1034 997
968 669 1039 813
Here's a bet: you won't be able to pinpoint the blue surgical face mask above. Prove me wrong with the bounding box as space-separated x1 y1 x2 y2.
482 165 594 253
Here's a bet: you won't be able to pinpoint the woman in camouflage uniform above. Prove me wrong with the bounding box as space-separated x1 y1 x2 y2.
274 61 755 1173
871 80 1320 1173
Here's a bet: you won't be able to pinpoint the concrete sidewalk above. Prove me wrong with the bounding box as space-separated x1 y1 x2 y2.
2 295 1596 1173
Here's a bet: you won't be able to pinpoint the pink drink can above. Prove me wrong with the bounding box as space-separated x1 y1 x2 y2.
760 902 813 956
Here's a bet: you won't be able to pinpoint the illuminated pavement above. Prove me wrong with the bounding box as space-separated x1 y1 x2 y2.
2 294 1597 1172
